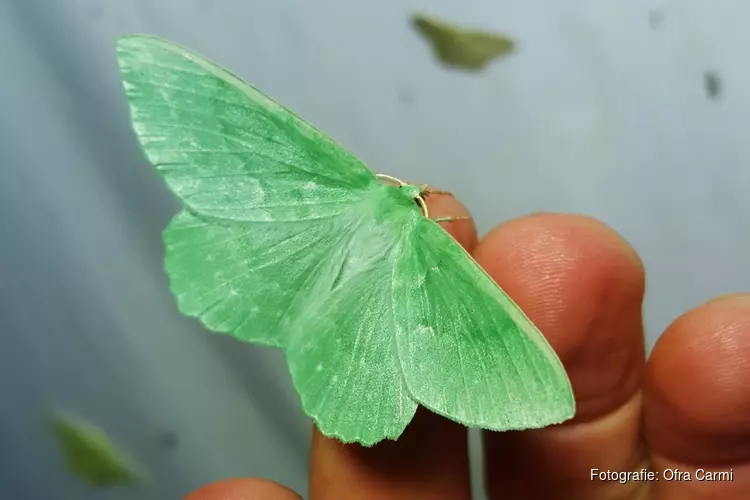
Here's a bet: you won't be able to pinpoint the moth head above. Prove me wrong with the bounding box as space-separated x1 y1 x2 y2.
373 174 432 217
396 183 430 217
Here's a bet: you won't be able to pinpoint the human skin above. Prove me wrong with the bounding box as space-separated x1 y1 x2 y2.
185 194 750 500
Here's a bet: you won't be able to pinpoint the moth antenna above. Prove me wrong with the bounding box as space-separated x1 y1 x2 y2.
415 196 430 218
375 173 406 186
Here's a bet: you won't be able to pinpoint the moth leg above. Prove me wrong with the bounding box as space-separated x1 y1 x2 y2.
424 187 453 196
433 215 472 223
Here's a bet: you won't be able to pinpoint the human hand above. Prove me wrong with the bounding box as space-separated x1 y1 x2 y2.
186 195 750 500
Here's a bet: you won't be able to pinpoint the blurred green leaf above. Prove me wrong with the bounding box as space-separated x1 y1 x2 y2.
411 13 516 71
51 412 145 488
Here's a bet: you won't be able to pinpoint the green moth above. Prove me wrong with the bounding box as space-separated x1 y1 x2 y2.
51 412 144 487
411 13 516 71
116 35 574 446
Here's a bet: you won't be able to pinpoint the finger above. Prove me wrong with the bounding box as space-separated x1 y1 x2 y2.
309 193 477 500
645 294 750 499
476 213 647 500
184 478 302 500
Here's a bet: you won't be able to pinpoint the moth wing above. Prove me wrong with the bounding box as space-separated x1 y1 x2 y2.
163 210 356 347
117 35 375 222
394 219 575 430
283 213 419 445
118 35 383 346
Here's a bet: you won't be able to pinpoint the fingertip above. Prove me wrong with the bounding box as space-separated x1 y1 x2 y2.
184 478 301 500
645 294 750 464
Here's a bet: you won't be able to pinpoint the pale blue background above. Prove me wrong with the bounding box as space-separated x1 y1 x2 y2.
1 0 748 499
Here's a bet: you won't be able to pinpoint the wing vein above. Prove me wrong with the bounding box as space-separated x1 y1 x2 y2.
141 120 360 188
456 285 492 422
